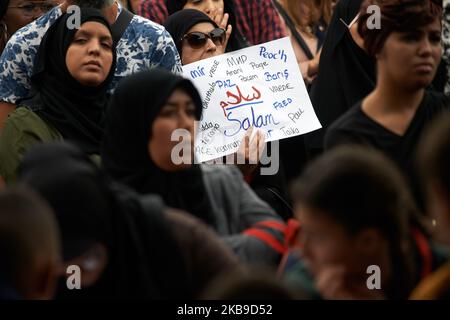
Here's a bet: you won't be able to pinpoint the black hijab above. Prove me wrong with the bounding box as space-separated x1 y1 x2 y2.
164 8 220 57
165 0 248 52
0 0 9 19
305 0 374 155
21 8 117 155
18 142 191 299
101 69 216 227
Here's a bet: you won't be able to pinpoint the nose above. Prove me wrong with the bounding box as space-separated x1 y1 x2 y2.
87 40 101 56
205 38 217 54
418 37 433 56
178 111 194 131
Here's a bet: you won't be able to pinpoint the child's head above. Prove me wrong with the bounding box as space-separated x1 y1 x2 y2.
292 147 416 298
0 187 61 299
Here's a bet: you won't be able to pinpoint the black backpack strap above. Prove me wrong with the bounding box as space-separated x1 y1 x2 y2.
273 0 314 60
111 8 134 43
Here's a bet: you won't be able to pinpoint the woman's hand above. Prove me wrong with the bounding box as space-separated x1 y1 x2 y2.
211 8 232 53
235 127 266 176
307 49 322 79
315 265 386 300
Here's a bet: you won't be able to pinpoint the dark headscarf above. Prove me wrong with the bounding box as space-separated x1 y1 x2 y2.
101 68 216 227
305 0 374 156
18 142 191 299
20 8 117 155
165 0 248 52
0 0 9 19
164 9 219 56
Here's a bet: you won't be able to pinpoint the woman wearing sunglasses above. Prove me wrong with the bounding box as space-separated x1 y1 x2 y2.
164 8 226 65
165 0 248 52
0 0 54 54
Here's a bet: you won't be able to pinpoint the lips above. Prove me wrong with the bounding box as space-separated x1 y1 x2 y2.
414 62 435 73
84 60 102 68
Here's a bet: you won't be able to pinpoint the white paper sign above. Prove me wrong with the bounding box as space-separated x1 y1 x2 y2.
183 37 322 162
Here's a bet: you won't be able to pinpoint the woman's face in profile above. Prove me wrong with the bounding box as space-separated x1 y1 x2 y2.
148 88 197 172
65 21 114 87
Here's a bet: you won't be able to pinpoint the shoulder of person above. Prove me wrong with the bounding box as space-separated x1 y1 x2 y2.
329 100 366 131
201 164 244 182
282 255 321 299
425 90 450 109
3 107 60 138
9 6 62 46
126 13 172 40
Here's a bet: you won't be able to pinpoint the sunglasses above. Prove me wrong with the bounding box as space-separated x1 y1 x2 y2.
182 28 226 48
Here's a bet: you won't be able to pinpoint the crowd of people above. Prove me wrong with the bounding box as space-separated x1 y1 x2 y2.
0 0 449 300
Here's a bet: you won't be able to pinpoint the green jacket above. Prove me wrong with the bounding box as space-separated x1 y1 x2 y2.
0 107 63 184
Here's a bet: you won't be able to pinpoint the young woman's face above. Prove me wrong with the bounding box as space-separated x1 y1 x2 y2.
65 21 114 87
181 22 222 65
183 0 224 18
1 0 47 36
377 19 442 91
148 89 197 172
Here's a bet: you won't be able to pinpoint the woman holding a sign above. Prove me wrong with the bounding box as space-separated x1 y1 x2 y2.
101 68 287 268
164 9 228 65
165 8 293 220
165 0 249 52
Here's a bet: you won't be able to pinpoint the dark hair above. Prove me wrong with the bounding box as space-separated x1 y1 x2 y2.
291 146 417 298
358 0 442 57
418 110 450 200
73 0 112 9
165 0 248 51
0 187 60 294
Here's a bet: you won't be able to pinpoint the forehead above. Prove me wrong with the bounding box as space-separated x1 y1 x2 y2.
75 21 112 37
187 22 216 34
398 18 442 33
166 88 194 102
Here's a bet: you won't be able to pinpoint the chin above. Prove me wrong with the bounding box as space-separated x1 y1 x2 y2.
78 75 105 87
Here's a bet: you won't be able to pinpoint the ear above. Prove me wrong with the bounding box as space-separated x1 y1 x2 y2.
63 243 109 289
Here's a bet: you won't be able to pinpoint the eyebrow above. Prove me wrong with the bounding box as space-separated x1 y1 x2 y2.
74 30 113 42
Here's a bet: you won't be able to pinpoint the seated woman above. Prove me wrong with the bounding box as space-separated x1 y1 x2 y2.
18 142 242 299
164 9 292 220
101 68 287 267
283 146 450 299
325 0 449 196
165 0 248 52
0 8 116 184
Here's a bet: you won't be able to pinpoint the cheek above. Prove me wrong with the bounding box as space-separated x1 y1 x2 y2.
102 52 114 75
181 46 202 65
65 48 80 76
150 120 177 154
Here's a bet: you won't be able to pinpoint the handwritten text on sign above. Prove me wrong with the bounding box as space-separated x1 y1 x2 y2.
183 37 322 162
